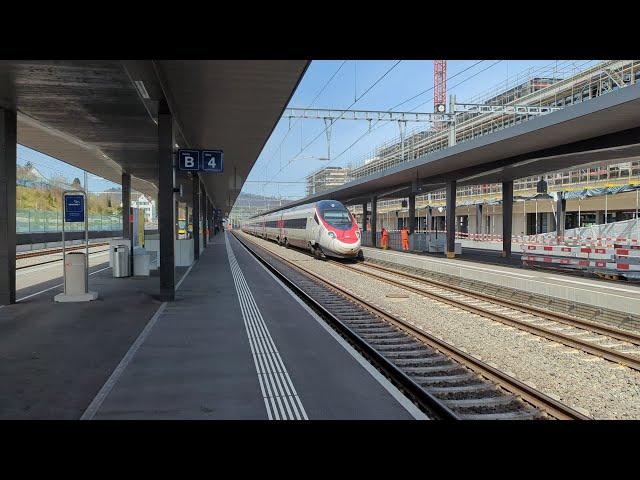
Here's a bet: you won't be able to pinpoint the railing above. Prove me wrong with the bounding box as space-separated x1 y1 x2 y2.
16 209 123 233
344 60 640 183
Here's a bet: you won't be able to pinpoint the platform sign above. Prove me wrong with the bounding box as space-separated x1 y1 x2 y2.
178 149 200 171
64 194 85 222
202 150 224 173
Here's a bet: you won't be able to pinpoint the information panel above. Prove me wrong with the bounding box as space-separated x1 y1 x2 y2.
64 194 85 223
178 149 223 173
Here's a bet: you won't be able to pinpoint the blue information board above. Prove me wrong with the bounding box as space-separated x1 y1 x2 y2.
178 150 201 171
202 150 224 173
64 195 85 223
178 149 223 173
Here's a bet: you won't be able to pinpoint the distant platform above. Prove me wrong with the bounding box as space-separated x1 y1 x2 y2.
362 246 640 321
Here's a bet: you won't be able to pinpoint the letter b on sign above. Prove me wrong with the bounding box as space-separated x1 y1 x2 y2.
179 150 200 171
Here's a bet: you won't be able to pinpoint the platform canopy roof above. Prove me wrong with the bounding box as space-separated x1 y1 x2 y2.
263 82 640 214
0 60 309 211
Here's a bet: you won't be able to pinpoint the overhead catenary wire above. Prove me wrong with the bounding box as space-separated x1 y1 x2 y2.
257 60 348 179
315 60 503 174
264 60 403 187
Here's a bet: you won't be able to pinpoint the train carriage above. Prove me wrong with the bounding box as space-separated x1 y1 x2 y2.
242 199 361 259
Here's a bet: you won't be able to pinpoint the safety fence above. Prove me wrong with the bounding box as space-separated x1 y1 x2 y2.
16 209 123 233
521 243 640 279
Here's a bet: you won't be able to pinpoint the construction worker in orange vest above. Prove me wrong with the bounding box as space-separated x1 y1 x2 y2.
381 226 389 249
401 224 410 251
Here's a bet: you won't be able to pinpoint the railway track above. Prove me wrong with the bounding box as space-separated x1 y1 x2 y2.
234 231 589 420
17 242 109 260
333 260 640 372
16 245 111 270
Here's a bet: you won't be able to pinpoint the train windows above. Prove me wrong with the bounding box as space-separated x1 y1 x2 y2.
284 218 306 229
317 200 353 230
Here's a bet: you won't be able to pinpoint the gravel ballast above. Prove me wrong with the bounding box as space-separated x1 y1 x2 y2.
238 232 640 420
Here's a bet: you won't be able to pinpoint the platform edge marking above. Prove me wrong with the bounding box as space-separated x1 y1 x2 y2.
225 234 307 420
234 234 428 420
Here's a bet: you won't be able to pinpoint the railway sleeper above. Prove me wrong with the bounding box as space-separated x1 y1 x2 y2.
382 350 442 360
461 410 542 421
403 364 465 376
430 384 502 399
373 343 427 353
390 356 449 368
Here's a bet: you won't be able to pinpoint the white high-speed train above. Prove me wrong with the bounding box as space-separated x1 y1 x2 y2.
242 200 362 259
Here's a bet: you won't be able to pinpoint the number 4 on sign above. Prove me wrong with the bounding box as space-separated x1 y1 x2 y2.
202 150 223 172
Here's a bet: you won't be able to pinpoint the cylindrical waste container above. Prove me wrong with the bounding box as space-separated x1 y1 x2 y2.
65 252 87 294
133 248 151 276
112 245 130 278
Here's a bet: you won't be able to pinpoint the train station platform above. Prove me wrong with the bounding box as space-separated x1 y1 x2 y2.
0 233 425 420
362 246 640 323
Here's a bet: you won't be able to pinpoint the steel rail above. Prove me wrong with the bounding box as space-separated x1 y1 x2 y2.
235 232 588 420
233 232 459 420
17 242 110 260
16 248 111 270
332 260 640 372
360 261 640 346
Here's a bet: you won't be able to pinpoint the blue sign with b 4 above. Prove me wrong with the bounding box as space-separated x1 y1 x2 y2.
178 149 223 173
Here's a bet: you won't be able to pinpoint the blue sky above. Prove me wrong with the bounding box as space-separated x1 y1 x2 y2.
244 59 598 199
18 145 121 192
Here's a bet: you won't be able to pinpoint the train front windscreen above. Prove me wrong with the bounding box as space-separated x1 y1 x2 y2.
317 201 354 230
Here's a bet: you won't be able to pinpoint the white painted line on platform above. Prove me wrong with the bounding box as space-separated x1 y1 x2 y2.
367 249 536 279
16 266 111 302
235 234 428 420
546 276 640 295
226 233 308 421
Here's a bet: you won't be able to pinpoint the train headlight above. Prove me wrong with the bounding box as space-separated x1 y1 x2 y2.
327 231 336 239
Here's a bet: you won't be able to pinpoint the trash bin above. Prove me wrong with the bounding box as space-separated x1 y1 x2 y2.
65 252 87 294
112 245 130 278
133 248 151 276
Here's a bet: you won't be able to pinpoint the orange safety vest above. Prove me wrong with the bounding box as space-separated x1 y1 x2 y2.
400 228 409 241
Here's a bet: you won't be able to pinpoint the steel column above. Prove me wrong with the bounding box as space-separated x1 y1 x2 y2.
502 180 513 257
556 191 566 242
361 202 367 232
193 175 200 260
445 180 456 258
0 108 16 305
121 172 131 243
408 194 416 234
370 196 377 247
158 100 175 301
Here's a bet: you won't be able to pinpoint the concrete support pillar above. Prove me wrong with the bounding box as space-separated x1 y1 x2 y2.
502 180 513 257
556 191 566 241
193 174 200 260
370 196 377 247
204 195 209 244
158 100 175 301
361 202 367 231
475 203 483 235
122 171 131 243
408 194 416 234
445 180 456 258
426 206 432 231
0 108 16 305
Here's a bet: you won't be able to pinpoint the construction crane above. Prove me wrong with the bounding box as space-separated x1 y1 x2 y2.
434 60 447 130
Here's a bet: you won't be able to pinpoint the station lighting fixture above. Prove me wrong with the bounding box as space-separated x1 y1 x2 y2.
133 80 150 99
